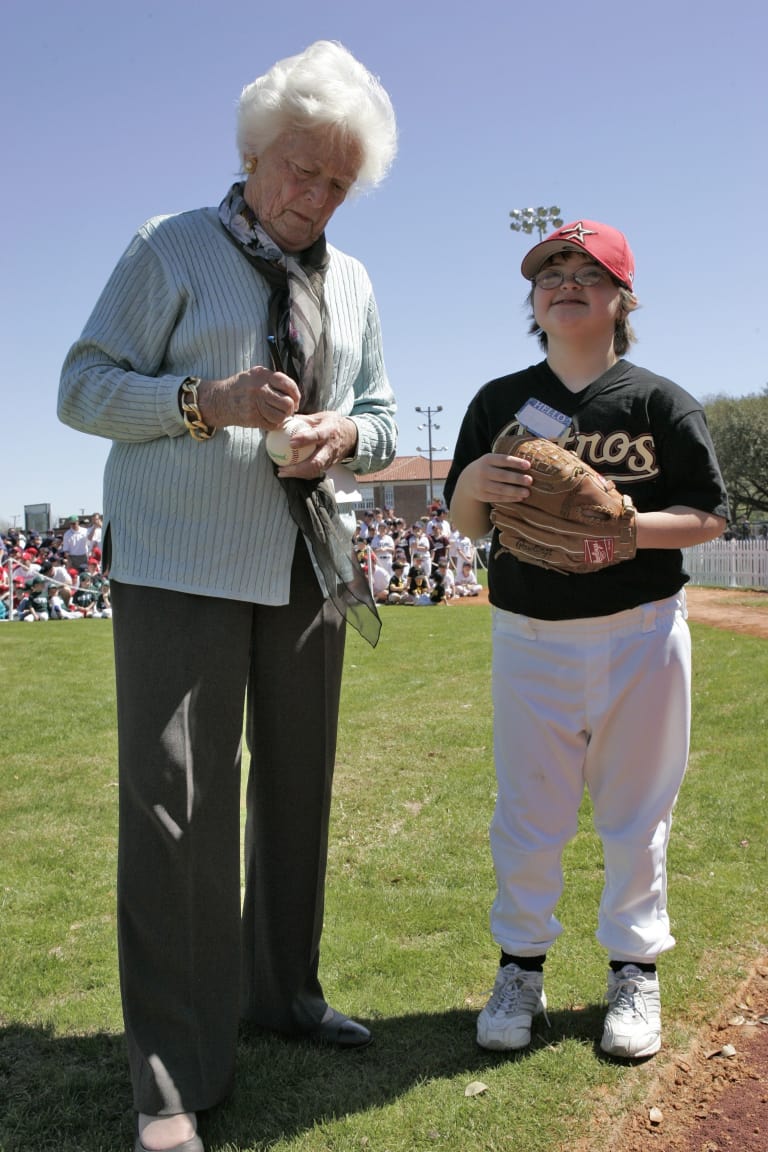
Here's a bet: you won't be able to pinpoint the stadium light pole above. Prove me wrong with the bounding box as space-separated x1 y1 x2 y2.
509 205 564 242
416 404 447 508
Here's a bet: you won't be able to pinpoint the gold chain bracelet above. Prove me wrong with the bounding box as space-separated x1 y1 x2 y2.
179 377 216 441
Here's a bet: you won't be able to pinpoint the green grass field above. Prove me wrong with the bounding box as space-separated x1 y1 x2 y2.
1 608 766 1152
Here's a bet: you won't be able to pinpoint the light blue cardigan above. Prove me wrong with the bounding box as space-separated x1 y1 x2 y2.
58 207 397 604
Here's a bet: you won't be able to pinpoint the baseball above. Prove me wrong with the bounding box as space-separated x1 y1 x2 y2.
265 418 315 466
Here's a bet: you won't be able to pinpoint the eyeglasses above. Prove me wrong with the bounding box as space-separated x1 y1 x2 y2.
532 266 609 290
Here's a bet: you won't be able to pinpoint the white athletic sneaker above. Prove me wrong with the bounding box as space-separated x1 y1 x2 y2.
601 964 662 1058
476 963 548 1050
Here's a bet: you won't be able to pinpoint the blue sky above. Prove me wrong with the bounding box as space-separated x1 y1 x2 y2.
2 0 766 527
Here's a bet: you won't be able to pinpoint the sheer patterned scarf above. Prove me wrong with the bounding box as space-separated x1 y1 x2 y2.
218 182 331 412
218 182 381 647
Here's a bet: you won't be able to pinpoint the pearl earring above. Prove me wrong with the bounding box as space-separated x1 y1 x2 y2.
244 157 256 174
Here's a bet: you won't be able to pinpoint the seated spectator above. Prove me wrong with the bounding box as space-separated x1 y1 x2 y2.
434 556 455 600
48 584 81 619
70 572 100 617
406 564 432 605
428 558 454 605
19 575 50 621
97 579 113 618
455 561 483 597
386 561 409 604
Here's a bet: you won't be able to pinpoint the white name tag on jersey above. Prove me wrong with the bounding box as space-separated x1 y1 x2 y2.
516 398 571 440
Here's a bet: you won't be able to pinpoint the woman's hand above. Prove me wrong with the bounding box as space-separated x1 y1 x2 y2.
273 412 358 478
197 368 302 430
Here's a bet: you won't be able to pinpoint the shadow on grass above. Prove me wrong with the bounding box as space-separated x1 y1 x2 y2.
0 1004 609 1151
0 1024 130 1152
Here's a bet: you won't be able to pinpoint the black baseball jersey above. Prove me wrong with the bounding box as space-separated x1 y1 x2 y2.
444 359 729 620
72 587 98 610
22 590 49 615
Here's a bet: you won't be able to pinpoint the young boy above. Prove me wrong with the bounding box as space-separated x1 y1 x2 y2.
454 560 482 597
444 220 728 1059
19 575 50 621
386 560 409 604
70 571 99 617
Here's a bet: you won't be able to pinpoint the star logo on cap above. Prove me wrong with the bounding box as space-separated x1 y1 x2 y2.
558 221 597 246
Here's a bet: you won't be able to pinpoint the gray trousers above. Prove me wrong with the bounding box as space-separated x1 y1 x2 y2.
111 538 345 1115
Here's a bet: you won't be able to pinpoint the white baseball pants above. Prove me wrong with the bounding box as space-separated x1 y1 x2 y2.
489 591 690 962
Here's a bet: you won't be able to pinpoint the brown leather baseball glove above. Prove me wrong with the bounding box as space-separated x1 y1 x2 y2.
489 429 637 575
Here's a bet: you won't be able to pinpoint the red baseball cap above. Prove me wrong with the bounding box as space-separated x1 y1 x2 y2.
521 219 635 289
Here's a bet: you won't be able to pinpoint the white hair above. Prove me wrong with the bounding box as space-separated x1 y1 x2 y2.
236 40 397 191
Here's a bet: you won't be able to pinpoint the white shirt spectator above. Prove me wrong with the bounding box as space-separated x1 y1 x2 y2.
455 562 482 596
454 533 475 568
372 528 394 574
62 521 89 565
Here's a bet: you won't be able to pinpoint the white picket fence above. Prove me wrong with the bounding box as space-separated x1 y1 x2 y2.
682 540 768 589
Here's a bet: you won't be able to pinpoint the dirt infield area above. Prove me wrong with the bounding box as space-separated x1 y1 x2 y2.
454 585 768 640
454 584 768 1150
683 586 768 638
591 588 768 1151
602 962 768 1152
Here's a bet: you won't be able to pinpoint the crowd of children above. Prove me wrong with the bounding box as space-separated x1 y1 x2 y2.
1 516 111 621
354 504 484 606
2 505 483 621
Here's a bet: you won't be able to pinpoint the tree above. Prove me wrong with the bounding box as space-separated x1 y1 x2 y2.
703 392 768 520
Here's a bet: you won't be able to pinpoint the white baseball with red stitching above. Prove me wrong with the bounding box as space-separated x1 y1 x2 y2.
265 418 314 466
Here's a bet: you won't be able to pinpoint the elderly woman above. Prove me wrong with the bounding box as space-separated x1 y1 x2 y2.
59 41 397 1152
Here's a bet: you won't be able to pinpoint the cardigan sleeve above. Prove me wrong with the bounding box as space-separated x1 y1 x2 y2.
58 228 189 443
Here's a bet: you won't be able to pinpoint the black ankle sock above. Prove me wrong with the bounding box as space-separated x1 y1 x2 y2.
610 960 657 974
500 952 546 972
